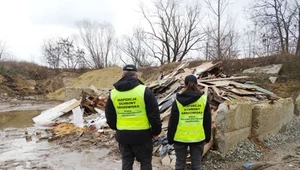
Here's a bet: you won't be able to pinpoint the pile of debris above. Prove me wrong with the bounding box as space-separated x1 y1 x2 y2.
144 61 281 167
32 61 282 168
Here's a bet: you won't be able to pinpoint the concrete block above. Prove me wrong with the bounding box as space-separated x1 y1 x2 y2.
215 127 251 154
252 98 294 140
65 87 94 101
214 101 253 153
215 102 253 133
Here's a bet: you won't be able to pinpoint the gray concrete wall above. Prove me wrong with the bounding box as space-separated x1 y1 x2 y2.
214 98 294 154
252 98 295 140
214 101 253 153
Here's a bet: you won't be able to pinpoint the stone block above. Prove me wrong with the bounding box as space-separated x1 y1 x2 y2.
215 127 251 154
215 102 253 133
252 98 294 140
214 101 253 153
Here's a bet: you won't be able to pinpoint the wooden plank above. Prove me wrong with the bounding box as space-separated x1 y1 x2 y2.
198 82 212 88
212 86 221 96
160 107 171 120
198 76 249 83
243 83 275 95
227 87 264 96
62 99 81 113
175 68 195 80
164 82 181 95
158 87 178 105
229 81 257 90
163 62 190 80
162 115 170 129
202 108 217 157
208 81 231 87
193 62 215 77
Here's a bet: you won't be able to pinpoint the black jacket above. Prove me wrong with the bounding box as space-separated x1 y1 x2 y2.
167 90 212 144
105 76 162 144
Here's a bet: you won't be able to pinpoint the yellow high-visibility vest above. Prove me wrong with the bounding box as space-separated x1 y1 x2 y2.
174 95 207 143
111 84 150 130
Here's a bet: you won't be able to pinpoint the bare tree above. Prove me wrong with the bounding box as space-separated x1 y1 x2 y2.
42 37 85 69
204 0 239 60
75 20 116 69
250 0 299 55
42 38 62 69
58 38 85 69
0 40 7 60
294 0 300 55
119 27 151 67
140 0 204 65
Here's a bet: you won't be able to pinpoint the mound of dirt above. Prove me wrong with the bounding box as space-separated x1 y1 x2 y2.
68 67 123 89
47 67 125 100
0 74 36 97
36 72 80 94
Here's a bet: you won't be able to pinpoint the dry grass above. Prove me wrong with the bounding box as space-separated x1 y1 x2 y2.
1 55 300 100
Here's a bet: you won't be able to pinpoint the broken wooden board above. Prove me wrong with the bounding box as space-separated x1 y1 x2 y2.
193 61 216 78
162 115 170 129
160 107 171 120
198 76 249 83
175 68 195 81
33 99 81 126
62 99 81 113
226 87 265 96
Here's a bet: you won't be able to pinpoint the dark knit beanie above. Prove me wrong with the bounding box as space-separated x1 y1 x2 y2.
184 75 197 85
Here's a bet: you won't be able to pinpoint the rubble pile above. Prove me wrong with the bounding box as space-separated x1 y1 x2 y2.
32 61 283 168
144 61 281 167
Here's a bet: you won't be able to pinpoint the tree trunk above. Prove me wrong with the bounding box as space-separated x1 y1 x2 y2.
217 0 222 60
296 8 300 55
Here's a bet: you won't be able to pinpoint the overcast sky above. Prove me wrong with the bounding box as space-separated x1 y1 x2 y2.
0 0 251 65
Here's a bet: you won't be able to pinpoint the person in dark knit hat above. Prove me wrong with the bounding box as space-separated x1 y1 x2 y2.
167 75 212 170
105 64 162 170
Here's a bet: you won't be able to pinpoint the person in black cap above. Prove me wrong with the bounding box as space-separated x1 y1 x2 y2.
105 64 162 170
167 75 211 170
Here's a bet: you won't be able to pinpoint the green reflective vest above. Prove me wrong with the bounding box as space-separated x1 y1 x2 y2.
174 95 207 143
111 84 150 130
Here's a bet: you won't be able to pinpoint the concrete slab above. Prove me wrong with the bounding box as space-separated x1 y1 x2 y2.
252 98 294 140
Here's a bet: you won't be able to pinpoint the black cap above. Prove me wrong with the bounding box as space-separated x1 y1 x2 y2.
184 75 197 85
123 64 137 72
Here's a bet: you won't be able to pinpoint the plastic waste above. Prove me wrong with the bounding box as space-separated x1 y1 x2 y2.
86 117 107 129
159 144 172 158
243 163 255 168
72 106 84 128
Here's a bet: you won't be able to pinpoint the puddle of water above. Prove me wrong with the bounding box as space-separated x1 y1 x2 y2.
0 110 41 130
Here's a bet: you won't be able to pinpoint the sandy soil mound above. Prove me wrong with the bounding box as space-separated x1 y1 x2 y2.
68 66 123 89
47 67 125 100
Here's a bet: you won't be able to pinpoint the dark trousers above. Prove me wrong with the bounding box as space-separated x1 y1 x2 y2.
119 141 153 170
174 142 204 170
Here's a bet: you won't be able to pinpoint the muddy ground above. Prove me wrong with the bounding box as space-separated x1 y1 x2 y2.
0 101 170 170
0 101 300 170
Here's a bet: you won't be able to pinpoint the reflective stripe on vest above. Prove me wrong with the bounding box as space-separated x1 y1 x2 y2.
111 84 150 130
174 95 207 143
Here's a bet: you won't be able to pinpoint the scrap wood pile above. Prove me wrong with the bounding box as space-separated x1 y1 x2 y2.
148 61 281 165
149 61 280 133
149 61 280 112
32 90 111 142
